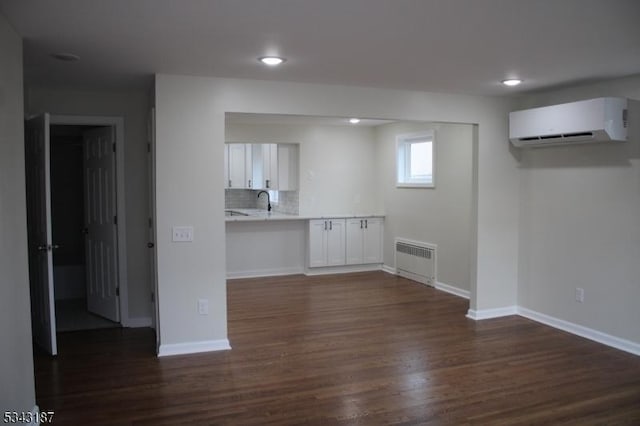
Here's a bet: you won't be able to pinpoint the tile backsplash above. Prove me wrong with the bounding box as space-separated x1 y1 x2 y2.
226 189 299 215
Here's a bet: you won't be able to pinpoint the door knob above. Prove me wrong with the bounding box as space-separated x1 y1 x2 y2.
37 245 48 251
147 242 155 248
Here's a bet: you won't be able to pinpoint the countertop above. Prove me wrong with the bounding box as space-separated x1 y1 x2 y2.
225 209 384 222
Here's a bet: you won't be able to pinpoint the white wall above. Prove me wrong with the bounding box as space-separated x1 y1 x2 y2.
154 75 519 349
375 122 474 291
226 220 306 278
226 122 379 215
25 88 152 322
517 75 640 343
0 13 36 413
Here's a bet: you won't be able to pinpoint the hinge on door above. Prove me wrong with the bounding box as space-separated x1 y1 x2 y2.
114 215 118 225
147 143 151 153
148 217 153 228
151 292 155 303
116 287 120 296
113 143 116 153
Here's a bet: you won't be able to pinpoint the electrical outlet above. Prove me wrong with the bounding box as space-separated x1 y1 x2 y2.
172 226 194 242
198 299 209 315
575 287 584 303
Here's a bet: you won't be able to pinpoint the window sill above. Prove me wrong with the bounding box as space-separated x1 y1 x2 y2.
396 183 435 189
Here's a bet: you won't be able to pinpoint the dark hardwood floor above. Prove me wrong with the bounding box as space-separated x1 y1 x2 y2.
34 272 640 425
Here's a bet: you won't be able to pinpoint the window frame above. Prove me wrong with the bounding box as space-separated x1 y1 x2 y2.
395 130 436 188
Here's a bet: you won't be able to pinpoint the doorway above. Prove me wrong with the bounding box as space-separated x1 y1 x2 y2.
25 114 128 356
50 125 120 332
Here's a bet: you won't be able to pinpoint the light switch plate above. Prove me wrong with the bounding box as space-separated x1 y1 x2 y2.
172 226 194 242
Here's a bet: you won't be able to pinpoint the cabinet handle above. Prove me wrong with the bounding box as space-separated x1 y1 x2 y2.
248 179 252 188
329 221 332 231
324 221 327 231
266 179 270 188
228 179 232 187
365 219 368 229
360 220 363 229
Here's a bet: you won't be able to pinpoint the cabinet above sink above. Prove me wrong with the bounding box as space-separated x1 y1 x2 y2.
224 143 298 191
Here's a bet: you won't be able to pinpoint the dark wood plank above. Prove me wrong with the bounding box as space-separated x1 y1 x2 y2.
34 271 640 425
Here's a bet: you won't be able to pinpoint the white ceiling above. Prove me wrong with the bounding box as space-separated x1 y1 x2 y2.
226 113 396 127
1 0 639 96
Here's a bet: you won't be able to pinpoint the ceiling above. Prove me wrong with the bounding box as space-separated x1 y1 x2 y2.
1 0 639 96
227 113 396 127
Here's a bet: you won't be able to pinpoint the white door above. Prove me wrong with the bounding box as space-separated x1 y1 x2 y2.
83 127 120 322
363 218 383 264
148 108 160 352
25 114 57 356
326 219 346 266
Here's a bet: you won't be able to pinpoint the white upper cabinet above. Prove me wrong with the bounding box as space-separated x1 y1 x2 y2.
224 144 230 189
225 143 298 190
252 143 298 191
227 143 247 188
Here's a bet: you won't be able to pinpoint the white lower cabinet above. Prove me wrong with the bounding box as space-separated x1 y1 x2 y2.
346 217 383 264
308 219 346 267
309 217 383 268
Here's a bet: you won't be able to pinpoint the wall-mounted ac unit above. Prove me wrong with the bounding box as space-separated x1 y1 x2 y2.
509 97 628 148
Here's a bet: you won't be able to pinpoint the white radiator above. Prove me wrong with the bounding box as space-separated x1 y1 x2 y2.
395 238 436 286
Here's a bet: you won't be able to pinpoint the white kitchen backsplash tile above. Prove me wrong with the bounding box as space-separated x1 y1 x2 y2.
226 189 299 215
225 189 257 209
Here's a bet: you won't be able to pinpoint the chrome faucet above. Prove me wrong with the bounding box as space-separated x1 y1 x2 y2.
257 190 271 212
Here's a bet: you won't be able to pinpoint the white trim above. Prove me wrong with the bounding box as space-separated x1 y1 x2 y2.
127 317 153 328
304 264 382 276
226 267 304 279
158 339 231 357
381 265 397 275
466 306 518 320
435 281 470 299
49 115 129 326
517 307 640 357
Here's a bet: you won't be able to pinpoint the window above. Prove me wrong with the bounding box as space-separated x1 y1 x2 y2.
396 130 435 187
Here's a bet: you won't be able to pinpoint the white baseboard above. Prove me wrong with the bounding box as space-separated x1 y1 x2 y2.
226 266 304 279
466 306 518 320
435 281 470 299
381 265 396 275
158 339 231 357
517 307 640 356
304 264 381 276
126 316 153 328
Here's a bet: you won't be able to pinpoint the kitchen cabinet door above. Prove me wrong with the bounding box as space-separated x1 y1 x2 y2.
261 144 278 189
362 218 383 264
228 143 247 188
326 219 345 266
345 217 383 265
308 219 346 267
308 219 328 267
345 218 364 264
224 144 230 189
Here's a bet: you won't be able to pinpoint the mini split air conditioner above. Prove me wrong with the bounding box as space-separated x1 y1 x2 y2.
509 97 628 147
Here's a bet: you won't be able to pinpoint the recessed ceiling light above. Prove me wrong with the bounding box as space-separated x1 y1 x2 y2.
501 79 523 87
51 53 80 62
258 56 286 66
349 118 361 124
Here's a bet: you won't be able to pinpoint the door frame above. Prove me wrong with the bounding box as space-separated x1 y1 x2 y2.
49 114 129 326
